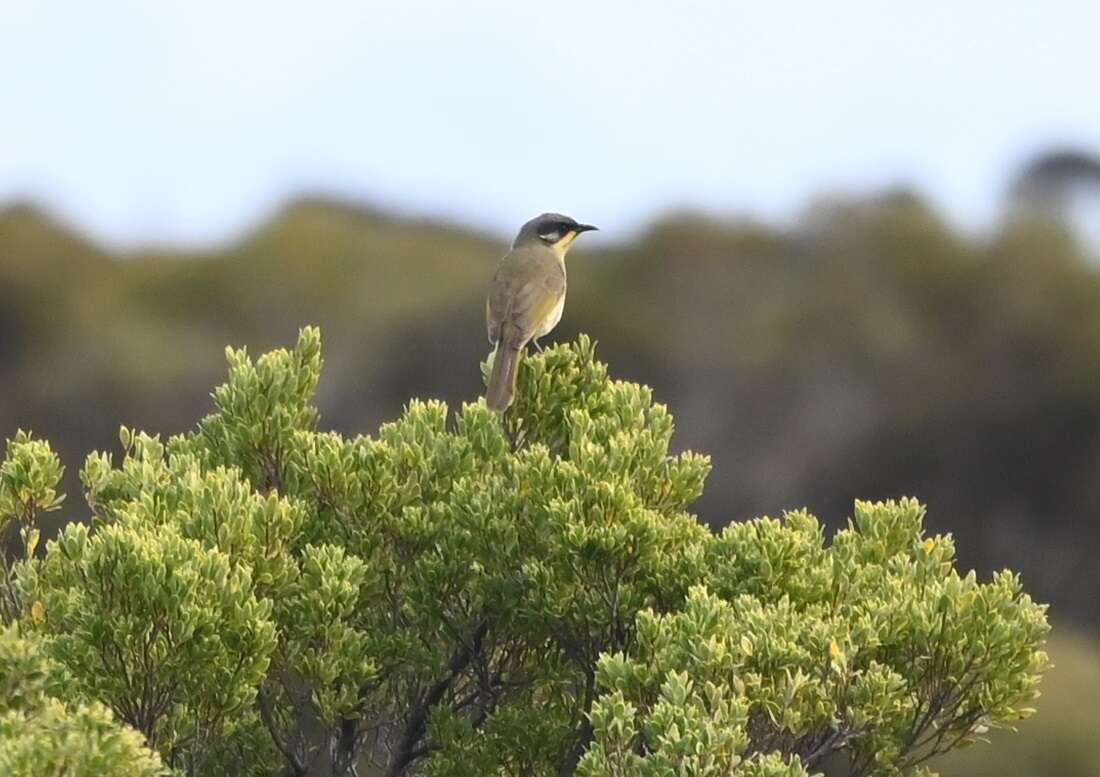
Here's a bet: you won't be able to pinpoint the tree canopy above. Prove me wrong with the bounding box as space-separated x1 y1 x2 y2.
0 330 1048 776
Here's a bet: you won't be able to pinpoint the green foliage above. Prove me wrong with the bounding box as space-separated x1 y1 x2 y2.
0 430 65 529
0 431 64 623
5 330 1049 776
20 430 290 772
582 500 1049 777
188 330 323 491
20 519 277 769
937 628 1100 777
0 623 166 777
192 330 715 775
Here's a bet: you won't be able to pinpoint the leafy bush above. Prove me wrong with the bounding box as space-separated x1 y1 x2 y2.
0 431 64 621
0 621 167 776
2 330 1048 776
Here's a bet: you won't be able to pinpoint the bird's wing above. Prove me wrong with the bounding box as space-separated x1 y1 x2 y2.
487 251 564 347
509 266 565 338
487 263 513 345
488 249 564 346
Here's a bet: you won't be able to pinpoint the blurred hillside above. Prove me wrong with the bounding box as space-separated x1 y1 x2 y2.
2 188 1099 635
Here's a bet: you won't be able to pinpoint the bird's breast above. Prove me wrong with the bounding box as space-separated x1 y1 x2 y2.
537 292 566 338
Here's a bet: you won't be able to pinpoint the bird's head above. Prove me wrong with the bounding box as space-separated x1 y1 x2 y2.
514 213 598 255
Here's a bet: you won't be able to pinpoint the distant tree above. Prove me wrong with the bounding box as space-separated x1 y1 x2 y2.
2 330 1048 776
1008 147 1100 234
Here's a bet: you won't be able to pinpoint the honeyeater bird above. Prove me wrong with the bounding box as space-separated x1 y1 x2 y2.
485 213 598 411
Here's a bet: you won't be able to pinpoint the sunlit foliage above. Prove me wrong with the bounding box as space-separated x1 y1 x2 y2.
2 331 1048 776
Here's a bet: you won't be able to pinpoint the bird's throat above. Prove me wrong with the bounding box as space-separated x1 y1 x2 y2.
554 230 579 261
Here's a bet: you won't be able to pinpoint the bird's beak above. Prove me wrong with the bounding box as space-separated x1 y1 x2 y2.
574 223 599 233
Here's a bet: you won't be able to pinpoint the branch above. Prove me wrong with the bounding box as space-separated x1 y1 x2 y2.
556 668 597 777
258 687 307 777
384 620 489 777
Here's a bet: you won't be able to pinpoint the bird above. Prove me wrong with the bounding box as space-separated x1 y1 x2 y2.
485 213 598 411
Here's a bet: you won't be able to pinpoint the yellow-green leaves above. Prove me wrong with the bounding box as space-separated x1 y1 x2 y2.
0 433 65 624
20 521 276 767
6 333 1049 777
582 500 1050 777
0 624 167 777
185 326 323 492
0 431 65 528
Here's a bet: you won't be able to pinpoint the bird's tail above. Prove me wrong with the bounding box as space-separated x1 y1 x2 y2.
486 342 522 412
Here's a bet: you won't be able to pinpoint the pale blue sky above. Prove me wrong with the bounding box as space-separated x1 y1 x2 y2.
1 1 1098 247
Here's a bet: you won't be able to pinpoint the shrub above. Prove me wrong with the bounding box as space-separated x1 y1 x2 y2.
3 330 1048 776
0 623 166 777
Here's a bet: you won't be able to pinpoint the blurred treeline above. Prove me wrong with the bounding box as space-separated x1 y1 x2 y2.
3 185 1099 630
